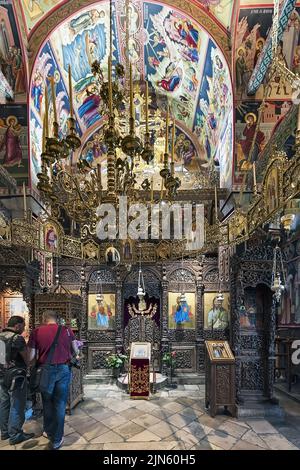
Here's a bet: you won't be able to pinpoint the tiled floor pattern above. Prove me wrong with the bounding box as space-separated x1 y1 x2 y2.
1 384 300 451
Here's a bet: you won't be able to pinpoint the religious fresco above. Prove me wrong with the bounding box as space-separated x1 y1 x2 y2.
29 1 233 189
0 4 26 102
193 39 233 186
197 1 234 30
0 104 28 187
234 100 292 184
204 292 230 329
88 293 116 330
168 292 195 329
20 0 62 33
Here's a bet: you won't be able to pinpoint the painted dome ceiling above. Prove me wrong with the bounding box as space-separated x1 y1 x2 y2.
29 1 233 191
21 1 235 34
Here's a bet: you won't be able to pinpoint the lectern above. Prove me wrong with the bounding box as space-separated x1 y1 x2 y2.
205 340 236 417
129 342 151 399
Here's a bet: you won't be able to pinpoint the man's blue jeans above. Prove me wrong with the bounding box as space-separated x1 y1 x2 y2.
41 364 71 446
0 378 27 442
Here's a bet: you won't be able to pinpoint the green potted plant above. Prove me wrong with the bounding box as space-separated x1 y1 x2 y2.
162 351 177 388
106 351 127 378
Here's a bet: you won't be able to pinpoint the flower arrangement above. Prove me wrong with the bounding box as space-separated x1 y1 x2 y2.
162 351 176 368
106 351 128 369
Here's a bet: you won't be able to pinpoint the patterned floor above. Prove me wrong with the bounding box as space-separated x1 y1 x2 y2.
1 384 300 450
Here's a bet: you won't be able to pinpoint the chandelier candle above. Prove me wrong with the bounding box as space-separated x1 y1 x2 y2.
45 84 49 138
108 54 113 116
171 120 175 176
145 80 149 134
68 65 74 119
50 76 58 125
253 161 257 194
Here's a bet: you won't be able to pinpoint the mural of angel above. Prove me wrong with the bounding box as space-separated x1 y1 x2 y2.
0 116 23 167
157 62 182 92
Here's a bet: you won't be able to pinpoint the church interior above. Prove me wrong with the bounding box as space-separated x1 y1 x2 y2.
1 0 300 452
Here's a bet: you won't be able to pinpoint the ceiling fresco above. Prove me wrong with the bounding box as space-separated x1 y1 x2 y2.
19 0 234 35
29 0 233 190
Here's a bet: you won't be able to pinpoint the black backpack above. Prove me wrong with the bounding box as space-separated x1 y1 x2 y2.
0 331 27 391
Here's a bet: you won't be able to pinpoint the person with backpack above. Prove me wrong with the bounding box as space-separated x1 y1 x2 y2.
0 316 35 444
28 310 79 450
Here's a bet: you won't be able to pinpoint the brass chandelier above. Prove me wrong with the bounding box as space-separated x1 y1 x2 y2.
37 0 181 225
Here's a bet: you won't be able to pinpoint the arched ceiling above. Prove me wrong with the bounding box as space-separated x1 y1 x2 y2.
20 0 235 35
29 0 233 191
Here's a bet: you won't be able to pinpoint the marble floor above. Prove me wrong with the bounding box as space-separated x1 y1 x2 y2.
1 384 300 451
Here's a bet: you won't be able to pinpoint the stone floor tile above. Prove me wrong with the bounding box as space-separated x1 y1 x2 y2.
90 430 124 444
165 428 199 449
86 409 115 422
132 413 162 428
182 421 213 440
147 421 177 439
180 407 204 419
183 385 200 391
194 439 223 450
79 423 111 441
113 422 145 440
62 432 88 447
204 430 238 450
166 413 195 429
101 414 128 429
246 420 279 435
241 429 269 449
231 440 266 450
118 407 146 421
162 402 185 413
151 407 175 419
127 430 161 442
217 421 249 439
103 441 178 450
260 434 299 450
85 444 104 450
105 400 132 413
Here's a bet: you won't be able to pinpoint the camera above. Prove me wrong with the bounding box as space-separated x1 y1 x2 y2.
69 356 81 369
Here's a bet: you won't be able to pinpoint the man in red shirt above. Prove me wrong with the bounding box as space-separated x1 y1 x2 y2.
28 310 79 450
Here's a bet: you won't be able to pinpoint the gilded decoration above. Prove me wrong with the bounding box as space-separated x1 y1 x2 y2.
0 213 11 245
130 364 150 394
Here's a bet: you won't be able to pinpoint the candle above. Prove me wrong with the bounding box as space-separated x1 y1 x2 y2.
160 177 164 200
23 182 27 217
68 65 73 119
50 77 58 123
130 62 133 120
253 161 257 193
42 114 46 152
171 120 175 163
108 55 113 115
97 163 102 189
44 83 49 138
150 177 154 203
145 81 149 134
165 106 169 154
214 185 218 222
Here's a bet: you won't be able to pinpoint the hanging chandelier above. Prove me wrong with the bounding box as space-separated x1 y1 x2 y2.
96 270 104 305
137 250 146 300
36 0 181 225
271 245 286 302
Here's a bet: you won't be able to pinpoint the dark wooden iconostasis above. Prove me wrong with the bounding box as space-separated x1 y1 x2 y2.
56 256 230 377
0 246 40 336
230 243 284 419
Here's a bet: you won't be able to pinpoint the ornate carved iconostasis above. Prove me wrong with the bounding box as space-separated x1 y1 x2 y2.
56 255 230 377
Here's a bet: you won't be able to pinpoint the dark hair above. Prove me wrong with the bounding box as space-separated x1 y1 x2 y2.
7 316 25 328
